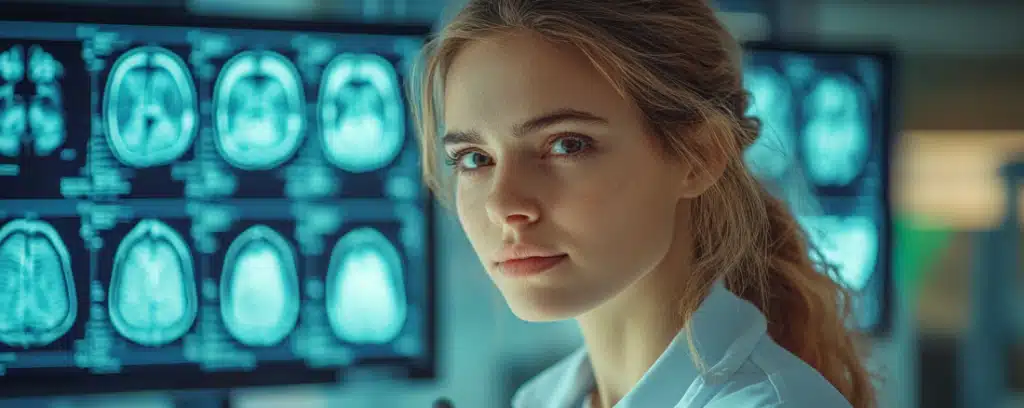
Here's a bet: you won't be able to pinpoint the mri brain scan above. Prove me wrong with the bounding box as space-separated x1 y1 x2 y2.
0 219 77 348
743 66 796 180
108 219 198 347
319 54 404 173
219 225 300 347
798 215 878 291
214 51 306 171
0 46 24 157
104 46 198 168
27 46 65 156
326 227 406 344
0 45 66 158
801 74 872 187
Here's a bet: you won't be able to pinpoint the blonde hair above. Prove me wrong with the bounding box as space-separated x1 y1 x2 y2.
408 1 876 407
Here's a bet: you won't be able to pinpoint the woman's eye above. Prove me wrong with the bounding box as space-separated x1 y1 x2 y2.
551 135 592 155
457 151 493 170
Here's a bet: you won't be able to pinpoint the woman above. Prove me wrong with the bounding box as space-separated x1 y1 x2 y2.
409 0 876 407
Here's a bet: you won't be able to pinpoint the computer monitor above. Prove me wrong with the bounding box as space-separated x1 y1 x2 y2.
741 43 895 335
0 4 434 398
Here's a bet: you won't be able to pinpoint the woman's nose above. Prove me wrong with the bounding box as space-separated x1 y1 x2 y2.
484 162 541 229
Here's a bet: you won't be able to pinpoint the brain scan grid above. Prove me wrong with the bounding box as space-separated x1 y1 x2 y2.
742 50 889 331
0 19 429 381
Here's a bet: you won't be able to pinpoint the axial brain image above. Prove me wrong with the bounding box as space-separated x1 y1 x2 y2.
319 54 404 173
0 219 77 348
214 51 305 171
108 219 197 347
219 226 299 347
801 74 872 187
326 227 407 345
104 46 197 168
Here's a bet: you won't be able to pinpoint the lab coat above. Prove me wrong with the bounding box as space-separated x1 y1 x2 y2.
511 282 854 408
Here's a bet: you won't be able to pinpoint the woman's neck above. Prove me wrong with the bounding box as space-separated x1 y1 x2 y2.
574 224 695 408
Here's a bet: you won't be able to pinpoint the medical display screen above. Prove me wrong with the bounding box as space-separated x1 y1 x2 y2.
0 15 431 396
742 47 892 333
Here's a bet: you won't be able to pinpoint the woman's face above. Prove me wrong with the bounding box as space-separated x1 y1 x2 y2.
442 30 694 322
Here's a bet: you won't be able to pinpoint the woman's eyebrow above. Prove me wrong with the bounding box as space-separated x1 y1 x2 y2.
442 108 608 147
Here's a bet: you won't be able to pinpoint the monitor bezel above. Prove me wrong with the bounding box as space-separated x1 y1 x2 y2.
742 41 898 338
0 2 438 399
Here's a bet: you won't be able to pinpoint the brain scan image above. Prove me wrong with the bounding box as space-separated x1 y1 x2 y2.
27 46 65 156
798 215 878 291
0 45 67 158
326 227 407 344
214 51 305 171
743 66 796 180
108 219 197 347
801 74 872 187
0 219 77 348
219 225 300 347
104 46 198 168
0 46 25 157
319 54 404 173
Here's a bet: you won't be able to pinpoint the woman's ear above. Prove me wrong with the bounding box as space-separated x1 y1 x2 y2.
677 123 730 199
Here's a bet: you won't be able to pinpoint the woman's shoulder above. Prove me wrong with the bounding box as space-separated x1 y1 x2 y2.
701 336 853 408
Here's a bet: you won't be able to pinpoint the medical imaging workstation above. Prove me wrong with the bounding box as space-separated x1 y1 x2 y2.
741 44 895 334
0 5 434 399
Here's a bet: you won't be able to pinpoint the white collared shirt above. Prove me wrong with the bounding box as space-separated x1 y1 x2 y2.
511 282 854 408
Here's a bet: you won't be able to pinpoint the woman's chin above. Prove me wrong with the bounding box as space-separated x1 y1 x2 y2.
502 291 595 323
510 308 572 323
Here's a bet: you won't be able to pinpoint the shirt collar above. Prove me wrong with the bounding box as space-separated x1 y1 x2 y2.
512 280 768 408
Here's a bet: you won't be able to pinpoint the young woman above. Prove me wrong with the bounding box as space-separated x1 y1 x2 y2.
409 0 876 407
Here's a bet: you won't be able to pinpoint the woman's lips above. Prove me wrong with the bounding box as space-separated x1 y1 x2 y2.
497 254 569 277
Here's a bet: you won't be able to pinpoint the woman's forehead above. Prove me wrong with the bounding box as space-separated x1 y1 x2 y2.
441 31 628 138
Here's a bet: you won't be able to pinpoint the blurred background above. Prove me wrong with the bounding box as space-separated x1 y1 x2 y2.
0 0 1021 407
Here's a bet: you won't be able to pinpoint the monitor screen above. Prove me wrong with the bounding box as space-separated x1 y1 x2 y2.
741 44 894 334
0 6 434 397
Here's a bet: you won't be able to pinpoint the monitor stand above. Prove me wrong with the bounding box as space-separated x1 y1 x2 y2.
171 390 233 408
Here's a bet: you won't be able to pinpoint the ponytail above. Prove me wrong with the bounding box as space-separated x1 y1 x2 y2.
729 187 876 408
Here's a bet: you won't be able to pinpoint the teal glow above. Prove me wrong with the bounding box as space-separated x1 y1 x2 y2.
743 66 795 180
798 215 878 291
801 74 871 186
